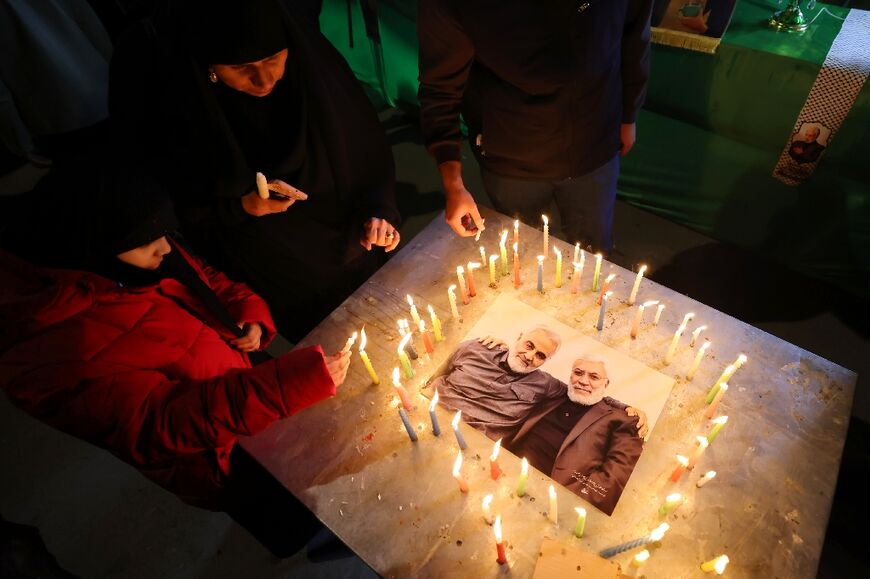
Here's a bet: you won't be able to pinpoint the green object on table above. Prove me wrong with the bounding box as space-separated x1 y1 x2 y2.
768 0 810 32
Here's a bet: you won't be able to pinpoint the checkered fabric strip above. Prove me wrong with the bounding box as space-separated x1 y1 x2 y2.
774 10 870 185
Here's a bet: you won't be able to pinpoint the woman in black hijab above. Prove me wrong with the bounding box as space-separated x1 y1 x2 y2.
109 0 401 342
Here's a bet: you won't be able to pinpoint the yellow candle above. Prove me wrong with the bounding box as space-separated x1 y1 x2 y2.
554 247 562 288
631 300 658 339
341 331 358 353
596 273 615 305
687 340 711 380
658 493 683 516
392 367 413 410
701 555 729 574
548 484 558 524
628 264 647 306
687 435 710 469
654 303 665 326
517 457 529 496
406 294 421 327
542 214 549 257
447 284 460 319
482 494 494 525
358 329 379 385
631 550 650 568
696 470 717 488
452 451 469 493
255 171 270 199
499 230 509 276
705 383 729 419
573 507 586 538
690 325 708 348
664 325 685 365
428 305 443 342
489 254 498 286
591 253 603 291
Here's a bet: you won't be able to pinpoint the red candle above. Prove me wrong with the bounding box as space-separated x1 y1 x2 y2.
392 368 413 411
596 273 616 305
669 454 689 482
494 516 507 564
512 243 521 288
490 438 503 480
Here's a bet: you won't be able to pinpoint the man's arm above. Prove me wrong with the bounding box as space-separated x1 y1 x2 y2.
619 0 653 156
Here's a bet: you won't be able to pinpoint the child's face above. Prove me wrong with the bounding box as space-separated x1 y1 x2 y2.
116 236 171 270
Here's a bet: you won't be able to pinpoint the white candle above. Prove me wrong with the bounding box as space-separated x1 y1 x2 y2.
664 325 685 365
687 436 709 469
548 484 558 524
479 245 487 266
482 494 494 525
407 294 421 327
628 264 647 306
653 304 665 326
489 254 498 286
341 331 358 353
687 340 711 380
499 230 509 276
542 214 549 257
573 242 580 264
255 171 270 199
690 325 707 348
447 284 460 319
680 312 695 328
696 470 717 488
456 266 469 304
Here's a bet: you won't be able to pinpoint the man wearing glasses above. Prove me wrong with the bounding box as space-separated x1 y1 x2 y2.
506 357 643 515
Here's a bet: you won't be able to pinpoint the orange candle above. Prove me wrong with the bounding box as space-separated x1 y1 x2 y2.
456 266 469 304
669 454 689 482
494 516 507 564
419 320 435 354
596 273 616 305
512 242 521 288
490 438 503 480
705 383 729 419
687 436 710 470
466 261 479 297
392 368 413 411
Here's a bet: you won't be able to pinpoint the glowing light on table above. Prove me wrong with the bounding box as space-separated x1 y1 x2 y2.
341 331 358 353
706 365 734 403
479 245 487 266
573 242 580 264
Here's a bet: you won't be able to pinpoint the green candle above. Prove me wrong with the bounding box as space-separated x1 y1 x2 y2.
591 253 603 291
658 493 682 517
517 457 529 497
398 334 415 379
573 507 587 538
707 416 728 443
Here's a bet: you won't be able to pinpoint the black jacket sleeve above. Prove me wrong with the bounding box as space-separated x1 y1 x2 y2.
620 0 653 124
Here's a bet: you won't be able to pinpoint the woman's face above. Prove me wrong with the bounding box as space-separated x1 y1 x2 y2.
117 236 172 270
212 48 288 97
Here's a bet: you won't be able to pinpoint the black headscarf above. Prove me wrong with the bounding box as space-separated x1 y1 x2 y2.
188 0 288 65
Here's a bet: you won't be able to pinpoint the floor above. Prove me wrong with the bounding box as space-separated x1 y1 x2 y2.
1 111 867 578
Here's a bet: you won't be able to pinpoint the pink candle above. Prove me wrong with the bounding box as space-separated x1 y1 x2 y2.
392 368 413 411
705 383 729 419
687 436 710 470
513 243 521 288
452 451 469 493
490 438 503 480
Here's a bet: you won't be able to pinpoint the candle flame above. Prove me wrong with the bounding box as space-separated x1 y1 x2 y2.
650 523 670 541
693 325 708 336
548 484 556 500
359 328 367 351
719 383 729 393
406 294 414 307
396 320 405 335
554 247 561 257
457 265 464 274
392 367 400 386
575 507 586 517
398 332 412 354
595 253 602 260
430 390 439 411
737 354 747 365
468 261 481 271
452 410 462 429
573 261 581 269
666 493 682 503
452 451 463 477
703 470 717 481
638 264 648 275
696 436 710 449
448 284 456 294
604 291 613 300
514 219 519 229
494 515 503 542
643 300 659 307
500 230 507 245
676 454 689 466
604 273 615 283
542 214 548 225
701 340 711 351
714 555 729 574
537 255 544 264
657 304 666 311
521 457 529 475
491 438 501 461
482 494 493 509
427 304 435 316
489 254 498 263
712 416 728 425
634 550 650 563
419 319 426 332
513 242 518 253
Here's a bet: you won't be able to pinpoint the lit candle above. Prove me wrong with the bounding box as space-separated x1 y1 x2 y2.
494 515 507 565
451 410 468 450
705 383 729 419
554 247 562 288
690 325 708 348
596 273 616 305
571 261 582 294
599 524 670 558
628 265 647 306
630 300 659 339
733 353 748 371
490 438 502 480
687 435 710 469
428 305 444 342
514 219 519 245
548 484 558 524
669 455 689 482
255 172 270 199
400 320 418 360
631 550 650 568
489 254 498 286
475 227 482 242
573 507 587 538
573 242 580 264
596 291 612 331
499 230 509 276
536 255 544 293
341 331 358 353
591 253 603 291
429 391 442 436
453 451 469 493
512 242 521 288
706 365 734 403
653 303 665 326
707 416 728 443
542 214 549 257
658 493 683 516
398 407 417 442
687 340 711 381
397 318 407 337
482 494 494 525
358 329 379 385
696 470 717 488
407 294 421 326
701 555 729 574
664 324 685 365
479 245 487 267
681 312 695 328
398 333 415 379
392 367 413 411
465 261 479 297
419 320 435 354
456 266 469 305
517 457 529 497
447 285 460 319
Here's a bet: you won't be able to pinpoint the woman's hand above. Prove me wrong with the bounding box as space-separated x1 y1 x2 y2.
241 179 308 217
361 218 400 252
231 322 263 352
325 349 352 387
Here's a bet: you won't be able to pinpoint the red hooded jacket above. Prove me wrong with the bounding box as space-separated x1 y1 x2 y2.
0 248 335 508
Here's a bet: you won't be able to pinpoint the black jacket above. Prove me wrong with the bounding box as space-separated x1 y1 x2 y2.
418 0 653 180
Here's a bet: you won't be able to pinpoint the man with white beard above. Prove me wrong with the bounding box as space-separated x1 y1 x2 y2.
506 357 643 515
426 329 641 443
